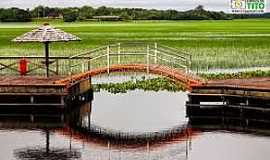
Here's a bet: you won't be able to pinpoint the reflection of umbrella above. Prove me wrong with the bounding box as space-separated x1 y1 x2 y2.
12 23 81 77
14 130 81 160
15 148 81 160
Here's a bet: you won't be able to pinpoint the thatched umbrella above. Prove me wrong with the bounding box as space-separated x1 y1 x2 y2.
12 23 81 77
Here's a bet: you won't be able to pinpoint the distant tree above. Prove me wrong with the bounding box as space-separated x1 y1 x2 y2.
0 8 31 22
120 12 131 20
195 5 204 11
78 6 94 20
15 8 31 21
31 6 45 18
95 6 111 16
63 9 78 22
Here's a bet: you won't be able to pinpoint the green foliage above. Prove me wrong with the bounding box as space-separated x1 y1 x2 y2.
93 77 186 94
78 6 94 20
200 70 270 80
63 9 78 22
0 8 31 22
2 5 270 22
0 5 232 22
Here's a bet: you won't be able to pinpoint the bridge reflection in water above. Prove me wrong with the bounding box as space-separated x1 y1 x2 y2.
0 97 193 160
0 97 268 160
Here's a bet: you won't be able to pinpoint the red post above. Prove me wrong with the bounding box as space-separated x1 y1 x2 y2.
19 58 28 76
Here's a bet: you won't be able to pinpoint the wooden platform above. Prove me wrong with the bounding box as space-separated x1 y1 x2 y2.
191 77 270 99
0 76 92 108
187 77 270 126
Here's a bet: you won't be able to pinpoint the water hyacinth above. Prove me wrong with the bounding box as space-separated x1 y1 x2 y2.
93 77 186 94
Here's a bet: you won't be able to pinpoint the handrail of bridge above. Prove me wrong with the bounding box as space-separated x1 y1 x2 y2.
158 44 191 57
66 42 194 86
69 46 108 58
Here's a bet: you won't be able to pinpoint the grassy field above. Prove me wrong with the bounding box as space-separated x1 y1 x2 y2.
0 19 269 70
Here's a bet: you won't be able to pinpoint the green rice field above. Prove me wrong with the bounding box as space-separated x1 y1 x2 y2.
0 19 269 70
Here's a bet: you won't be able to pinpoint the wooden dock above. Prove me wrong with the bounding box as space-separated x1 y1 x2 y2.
187 78 270 126
0 76 93 109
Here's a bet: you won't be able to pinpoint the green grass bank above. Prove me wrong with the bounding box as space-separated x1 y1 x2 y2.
0 19 269 70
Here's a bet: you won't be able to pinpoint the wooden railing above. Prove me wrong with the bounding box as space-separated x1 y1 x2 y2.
69 42 192 78
0 56 90 76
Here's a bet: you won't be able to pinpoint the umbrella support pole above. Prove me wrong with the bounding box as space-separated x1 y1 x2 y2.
45 42 50 78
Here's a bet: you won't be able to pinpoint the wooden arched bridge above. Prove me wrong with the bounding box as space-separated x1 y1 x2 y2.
0 42 268 108
55 42 202 88
0 42 203 107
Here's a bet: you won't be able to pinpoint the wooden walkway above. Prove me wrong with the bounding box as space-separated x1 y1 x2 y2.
190 77 270 99
187 77 270 126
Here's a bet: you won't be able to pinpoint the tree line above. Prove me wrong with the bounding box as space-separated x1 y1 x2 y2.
0 5 268 22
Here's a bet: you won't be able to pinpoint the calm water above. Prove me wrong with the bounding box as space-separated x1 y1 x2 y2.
0 74 270 160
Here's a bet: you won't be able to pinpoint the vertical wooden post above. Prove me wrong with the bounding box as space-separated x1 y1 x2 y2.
107 45 110 74
189 55 192 73
69 58 73 84
88 102 92 129
44 42 50 77
30 96 34 104
154 42 158 64
107 140 111 160
87 58 91 71
55 59 59 75
147 140 150 160
118 43 121 64
81 62 85 73
147 45 150 74
46 130 50 153
61 96 65 106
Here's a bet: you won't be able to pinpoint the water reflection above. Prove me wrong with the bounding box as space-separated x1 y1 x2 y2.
0 82 269 159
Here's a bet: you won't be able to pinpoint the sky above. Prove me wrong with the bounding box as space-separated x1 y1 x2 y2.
0 0 268 12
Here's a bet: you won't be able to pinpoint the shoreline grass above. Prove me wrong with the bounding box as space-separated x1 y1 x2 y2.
0 19 269 70
200 70 270 80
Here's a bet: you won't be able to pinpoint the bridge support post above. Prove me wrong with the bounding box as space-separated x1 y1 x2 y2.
56 59 59 75
88 58 91 71
154 42 158 64
107 45 110 74
147 45 150 74
81 63 85 73
118 43 121 64
188 55 192 73
68 58 73 84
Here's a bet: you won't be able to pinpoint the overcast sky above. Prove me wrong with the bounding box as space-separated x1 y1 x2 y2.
0 0 268 12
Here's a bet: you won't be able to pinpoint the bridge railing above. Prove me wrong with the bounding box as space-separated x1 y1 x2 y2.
68 42 192 82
